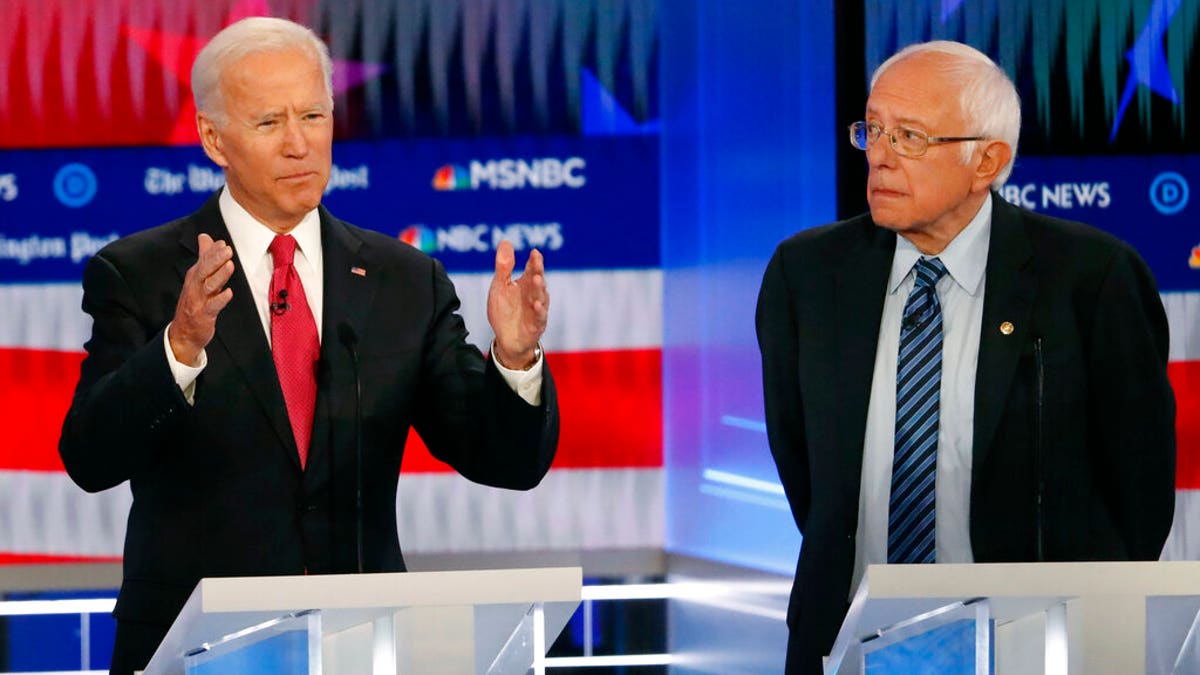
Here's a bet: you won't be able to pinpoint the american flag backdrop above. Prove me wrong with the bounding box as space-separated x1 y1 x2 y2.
0 0 666 564
1 0 1198 572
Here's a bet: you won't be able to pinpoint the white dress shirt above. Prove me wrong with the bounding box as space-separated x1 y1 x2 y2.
165 189 543 405
851 193 992 596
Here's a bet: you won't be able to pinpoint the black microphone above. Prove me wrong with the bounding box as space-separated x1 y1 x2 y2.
1033 335 1046 562
270 288 289 315
902 312 920 331
338 321 364 574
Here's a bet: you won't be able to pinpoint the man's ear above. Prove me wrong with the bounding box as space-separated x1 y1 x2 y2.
973 140 1012 191
197 112 229 168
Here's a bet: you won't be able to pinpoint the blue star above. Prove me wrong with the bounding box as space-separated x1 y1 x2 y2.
1111 0 1182 142
941 0 966 24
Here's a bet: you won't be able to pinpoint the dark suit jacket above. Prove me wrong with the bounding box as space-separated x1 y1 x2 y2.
755 195 1175 674
59 192 559 669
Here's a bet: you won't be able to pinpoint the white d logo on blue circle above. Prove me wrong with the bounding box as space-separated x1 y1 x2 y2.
1149 172 1189 216
54 163 98 208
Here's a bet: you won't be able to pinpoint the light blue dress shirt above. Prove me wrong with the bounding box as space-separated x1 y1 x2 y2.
852 193 993 596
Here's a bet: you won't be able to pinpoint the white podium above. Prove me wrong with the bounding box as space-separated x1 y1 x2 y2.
142 567 582 675
825 561 1200 675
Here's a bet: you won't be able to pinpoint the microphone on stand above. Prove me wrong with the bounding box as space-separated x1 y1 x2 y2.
337 321 364 574
270 289 289 315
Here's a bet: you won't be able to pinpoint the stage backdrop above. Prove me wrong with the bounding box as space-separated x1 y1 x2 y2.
0 0 664 563
660 0 1200 576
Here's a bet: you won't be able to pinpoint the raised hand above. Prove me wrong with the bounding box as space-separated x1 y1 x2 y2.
487 240 549 370
168 233 235 366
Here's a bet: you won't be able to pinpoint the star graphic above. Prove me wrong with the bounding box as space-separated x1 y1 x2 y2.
123 0 387 145
941 0 966 23
1110 0 1182 142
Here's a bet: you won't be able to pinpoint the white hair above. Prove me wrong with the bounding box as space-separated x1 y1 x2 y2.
870 40 1021 188
192 17 334 127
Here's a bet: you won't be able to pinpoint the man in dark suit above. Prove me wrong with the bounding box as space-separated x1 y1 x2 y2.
756 40 1175 674
58 17 558 673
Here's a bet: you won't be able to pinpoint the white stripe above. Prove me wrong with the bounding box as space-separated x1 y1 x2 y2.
0 468 662 557
448 269 662 352
0 470 129 556
1162 489 1200 561
0 284 89 351
397 468 663 553
544 654 674 667
0 598 115 616
1163 291 1200 362
0 269 663 353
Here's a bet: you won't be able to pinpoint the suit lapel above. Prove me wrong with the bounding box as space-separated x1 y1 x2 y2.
972 196 1036 472
180 192 299 468
306 208 376 475
834 220 896 503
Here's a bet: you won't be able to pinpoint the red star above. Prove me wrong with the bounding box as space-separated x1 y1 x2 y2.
123 0 385 145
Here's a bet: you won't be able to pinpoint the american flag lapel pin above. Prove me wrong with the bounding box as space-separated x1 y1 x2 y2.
351 266 367 277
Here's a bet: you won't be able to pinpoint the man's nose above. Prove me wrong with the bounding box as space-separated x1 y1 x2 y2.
281 116 309 157
865 131 896 167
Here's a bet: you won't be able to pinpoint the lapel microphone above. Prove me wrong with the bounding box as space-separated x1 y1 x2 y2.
270 289 289 315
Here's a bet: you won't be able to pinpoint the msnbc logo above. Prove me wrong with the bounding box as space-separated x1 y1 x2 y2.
431 157 586 191
399 225 437 253
431 164 471 191
1190 245 1200 270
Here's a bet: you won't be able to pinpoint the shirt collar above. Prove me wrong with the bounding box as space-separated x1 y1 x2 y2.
887 192 992 297
218 188 322 275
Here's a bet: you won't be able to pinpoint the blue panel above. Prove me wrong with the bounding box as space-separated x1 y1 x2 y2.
0 135 658 283
864 618 992 674
2 590 117 671
1003 156 1198 292
186 631 311 675
661 0 838 573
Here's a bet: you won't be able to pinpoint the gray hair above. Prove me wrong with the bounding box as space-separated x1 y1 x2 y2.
192 17 334 127
870 40 1021 188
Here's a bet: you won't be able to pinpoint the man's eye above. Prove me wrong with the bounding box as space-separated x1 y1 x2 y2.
899 128 924 142
257 119 279 129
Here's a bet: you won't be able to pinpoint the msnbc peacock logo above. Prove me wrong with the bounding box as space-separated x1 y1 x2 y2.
431 164 471 191
398 225 437 254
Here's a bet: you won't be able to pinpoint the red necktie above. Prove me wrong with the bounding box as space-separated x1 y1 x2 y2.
268 234 319 468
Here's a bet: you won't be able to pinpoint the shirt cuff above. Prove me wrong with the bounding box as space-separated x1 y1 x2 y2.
490 340 544 406
164 324 206 405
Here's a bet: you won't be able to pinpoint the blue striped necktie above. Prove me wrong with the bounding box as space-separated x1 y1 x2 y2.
889 256 948 564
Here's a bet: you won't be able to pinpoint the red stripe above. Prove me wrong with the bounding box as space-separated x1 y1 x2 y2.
9 347 1189 481
0 553 120 564
0 349 81 472
1170 360 1200 490
0 347 662 473
401 349 663 472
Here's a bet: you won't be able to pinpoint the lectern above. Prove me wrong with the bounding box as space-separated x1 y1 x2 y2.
141 567 582 675
825 561 1200 675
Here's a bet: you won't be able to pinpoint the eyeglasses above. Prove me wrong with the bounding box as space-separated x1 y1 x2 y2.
848 121 985 158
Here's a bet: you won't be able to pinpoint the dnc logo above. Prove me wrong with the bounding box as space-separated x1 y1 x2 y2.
431 164 471 191
54 163 98 208
398 225 437 253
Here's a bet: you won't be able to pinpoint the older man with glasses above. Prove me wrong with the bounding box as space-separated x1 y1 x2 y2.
756 40 1175 674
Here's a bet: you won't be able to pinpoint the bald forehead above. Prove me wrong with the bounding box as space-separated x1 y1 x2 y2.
867 53 965 127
